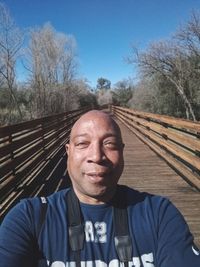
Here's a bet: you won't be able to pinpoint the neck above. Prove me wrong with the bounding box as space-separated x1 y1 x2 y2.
72 186 118 205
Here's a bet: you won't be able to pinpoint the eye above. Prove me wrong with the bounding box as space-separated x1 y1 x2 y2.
75 141 89 149
103 140 119 150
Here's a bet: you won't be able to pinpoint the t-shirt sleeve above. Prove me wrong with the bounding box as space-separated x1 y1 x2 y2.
156 198 200 267
0 200 38 267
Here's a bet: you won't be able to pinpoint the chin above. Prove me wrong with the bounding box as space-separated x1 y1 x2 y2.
87 186 116 202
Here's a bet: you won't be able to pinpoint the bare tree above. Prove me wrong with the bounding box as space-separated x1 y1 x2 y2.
0 3 23 120
26 23 78 116
128 12 200 121
128 41 197 120
176 11 200 59
176 11 200 117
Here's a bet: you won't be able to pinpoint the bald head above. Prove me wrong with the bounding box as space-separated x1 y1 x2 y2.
69 110 123 145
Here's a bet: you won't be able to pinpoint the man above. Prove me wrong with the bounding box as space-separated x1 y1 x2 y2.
0 110 199 267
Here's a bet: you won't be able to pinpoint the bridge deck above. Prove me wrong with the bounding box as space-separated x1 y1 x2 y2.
117 119 200 247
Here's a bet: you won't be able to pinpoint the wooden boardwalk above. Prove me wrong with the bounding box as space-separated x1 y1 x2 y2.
117 119 200 247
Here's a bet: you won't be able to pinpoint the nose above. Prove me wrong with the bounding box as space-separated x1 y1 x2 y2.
87 142 106 163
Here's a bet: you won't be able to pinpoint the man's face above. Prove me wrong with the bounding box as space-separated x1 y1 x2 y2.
66 111 124 204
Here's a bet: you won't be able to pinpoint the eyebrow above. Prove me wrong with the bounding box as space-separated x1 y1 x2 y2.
69 133 88 143
71 133 89 139
70 133 121 142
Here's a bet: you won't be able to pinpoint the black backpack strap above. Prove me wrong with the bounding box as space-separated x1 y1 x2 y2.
66 186 132 266
112 186 133 266
38 197 48 237
32 197 48 264
66 189 84 267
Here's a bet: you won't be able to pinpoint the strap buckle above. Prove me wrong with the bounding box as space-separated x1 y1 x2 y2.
114 235 132 262
69 224 85 251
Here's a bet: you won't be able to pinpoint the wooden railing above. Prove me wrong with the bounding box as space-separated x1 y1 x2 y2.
111 105 200 191
1 105 199 221
0 107 91 221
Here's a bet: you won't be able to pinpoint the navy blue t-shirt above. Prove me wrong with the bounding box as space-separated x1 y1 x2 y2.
0 186 200 267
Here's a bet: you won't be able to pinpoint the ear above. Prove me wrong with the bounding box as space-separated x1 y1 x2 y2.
65 144 69 155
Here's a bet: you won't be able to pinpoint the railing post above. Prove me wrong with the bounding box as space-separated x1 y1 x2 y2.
9 134 15 177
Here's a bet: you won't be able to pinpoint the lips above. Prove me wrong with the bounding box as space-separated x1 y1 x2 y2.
86 172 107 176
84 171 110 182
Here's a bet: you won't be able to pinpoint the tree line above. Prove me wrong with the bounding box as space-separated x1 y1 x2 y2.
0 2 199 125
0 3 99 125
95 12 200 121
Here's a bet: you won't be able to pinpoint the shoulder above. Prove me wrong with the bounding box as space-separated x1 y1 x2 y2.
121 185 182 223
23 188 69 209
120 184 169 207
1 189 69 232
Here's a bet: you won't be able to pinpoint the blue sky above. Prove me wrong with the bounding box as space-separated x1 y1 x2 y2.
3 0 200 88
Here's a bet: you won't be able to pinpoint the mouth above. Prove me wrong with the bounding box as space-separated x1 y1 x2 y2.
84 171 109 182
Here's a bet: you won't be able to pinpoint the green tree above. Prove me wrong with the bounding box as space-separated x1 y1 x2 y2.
78 92 98 108
112 80 133 107
96 77 111 90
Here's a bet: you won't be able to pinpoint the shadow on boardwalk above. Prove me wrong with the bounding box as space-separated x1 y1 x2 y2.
116 119 200 247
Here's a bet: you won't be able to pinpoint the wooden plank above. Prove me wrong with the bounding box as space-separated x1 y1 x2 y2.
0 129 43 158
118 116 200 190
116 111 200 172
116 109 200 152
0 122 72 179
114 106 200 133
115 118 200 247
0 108 87 138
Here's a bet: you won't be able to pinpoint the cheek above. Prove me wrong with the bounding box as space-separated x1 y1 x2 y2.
107 151 123 165
67 153 83 178
68 150 85 166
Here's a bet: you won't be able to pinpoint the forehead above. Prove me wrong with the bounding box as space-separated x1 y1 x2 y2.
70 112 121 140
